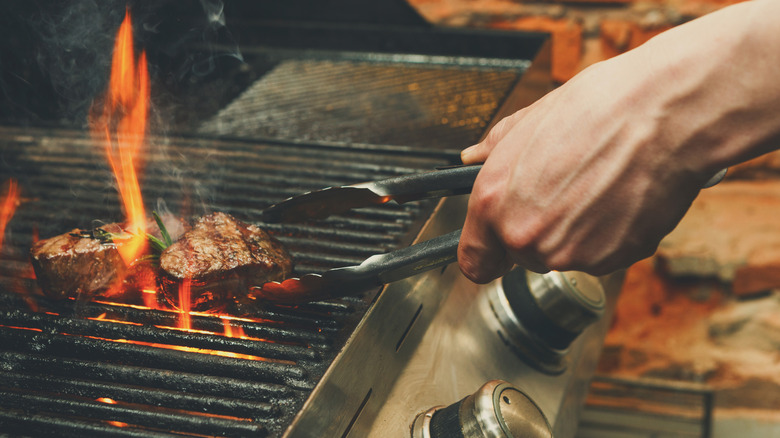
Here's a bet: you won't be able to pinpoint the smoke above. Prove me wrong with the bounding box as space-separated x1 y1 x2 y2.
155 0 244 81
2 0 244 127
32 0 126 126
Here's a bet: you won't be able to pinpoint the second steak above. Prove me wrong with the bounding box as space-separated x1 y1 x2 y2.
159 212 293 307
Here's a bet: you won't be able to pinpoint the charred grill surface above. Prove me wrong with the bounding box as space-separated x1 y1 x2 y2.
0 126 452 437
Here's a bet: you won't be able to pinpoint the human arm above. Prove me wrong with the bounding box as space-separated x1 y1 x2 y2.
458 0 780 283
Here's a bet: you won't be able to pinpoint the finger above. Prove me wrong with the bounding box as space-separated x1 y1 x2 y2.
458 211 513 284
461 111 523 164
508 251 551 274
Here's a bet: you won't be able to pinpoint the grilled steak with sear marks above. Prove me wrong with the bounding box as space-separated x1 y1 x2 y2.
158 212 292 307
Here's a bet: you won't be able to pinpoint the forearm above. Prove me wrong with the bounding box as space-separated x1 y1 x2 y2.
626 0 780 174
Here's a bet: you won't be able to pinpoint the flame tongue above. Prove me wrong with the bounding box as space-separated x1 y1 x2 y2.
0 179 20 253
91 9 150 265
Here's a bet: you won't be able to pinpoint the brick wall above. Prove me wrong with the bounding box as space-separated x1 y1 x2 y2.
408 0 745 83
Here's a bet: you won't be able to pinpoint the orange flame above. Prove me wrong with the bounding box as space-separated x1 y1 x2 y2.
90 9 150 265
0 178 20 253
178 279 192 330
223 319 248 338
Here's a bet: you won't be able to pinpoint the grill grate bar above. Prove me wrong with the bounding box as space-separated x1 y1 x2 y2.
0 310 320 362
0 327 310 386
0 291 342 339
0 409 184 438
0 389 267 437
0 371 279 421
0 351 294 402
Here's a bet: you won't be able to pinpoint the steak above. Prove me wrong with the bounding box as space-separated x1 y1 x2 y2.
30 215 187 300
158 212 293 309
30 225 126 300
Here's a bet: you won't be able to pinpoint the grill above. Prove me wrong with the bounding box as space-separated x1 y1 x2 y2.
0 126 451 436
0 4 554 436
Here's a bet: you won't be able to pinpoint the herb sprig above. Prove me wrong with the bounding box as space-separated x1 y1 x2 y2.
146 211 174 253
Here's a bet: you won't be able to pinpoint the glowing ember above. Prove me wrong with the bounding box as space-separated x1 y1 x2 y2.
96 397 118 404
89 8 150 265
107 421 129 428
0 178 20 253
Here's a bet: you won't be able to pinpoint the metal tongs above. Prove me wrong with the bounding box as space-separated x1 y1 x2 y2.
252 164 481 304
252 164 729 304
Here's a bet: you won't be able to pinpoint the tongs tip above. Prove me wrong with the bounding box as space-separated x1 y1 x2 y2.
250 275 328 304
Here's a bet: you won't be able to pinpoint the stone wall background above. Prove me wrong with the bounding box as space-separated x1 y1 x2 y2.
408 0 780 421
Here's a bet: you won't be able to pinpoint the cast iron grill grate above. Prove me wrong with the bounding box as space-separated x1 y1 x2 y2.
0 126 453 437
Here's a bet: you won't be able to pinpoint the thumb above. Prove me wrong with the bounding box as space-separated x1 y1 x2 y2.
461 111 523 164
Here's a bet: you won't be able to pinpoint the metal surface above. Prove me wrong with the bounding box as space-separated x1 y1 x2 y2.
198 57 527 151
356 258 624 437
257 165 481 302
281 195 469 437
524 271 606 340
274 192 623 437
413 380 552 438
704 168 728 188
412 407 442 438
262 164 481 223
497 385 552 438
253 229 461 303
459 381 551 438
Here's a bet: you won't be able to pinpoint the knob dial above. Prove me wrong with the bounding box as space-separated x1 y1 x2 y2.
411 380 551 438
487 269 606 373
504 269 605 350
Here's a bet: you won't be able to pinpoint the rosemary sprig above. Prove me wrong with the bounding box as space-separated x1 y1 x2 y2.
153 211 173 247
71 227 128 245
72 211 175 262
146 210 174 255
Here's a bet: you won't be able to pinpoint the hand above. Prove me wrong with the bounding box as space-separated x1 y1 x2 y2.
458 62 703 282
457 0 780 283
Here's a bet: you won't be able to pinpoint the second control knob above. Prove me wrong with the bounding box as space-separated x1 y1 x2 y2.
411 380 551 438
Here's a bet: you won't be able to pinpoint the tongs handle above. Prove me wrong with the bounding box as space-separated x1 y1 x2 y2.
356 164 482 204
262 164 482 223
365 229 460 286
321 229 462 299
252 229 462 303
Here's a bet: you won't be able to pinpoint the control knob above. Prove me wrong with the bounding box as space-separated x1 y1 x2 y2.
488 269 606 373
411 380 551 438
